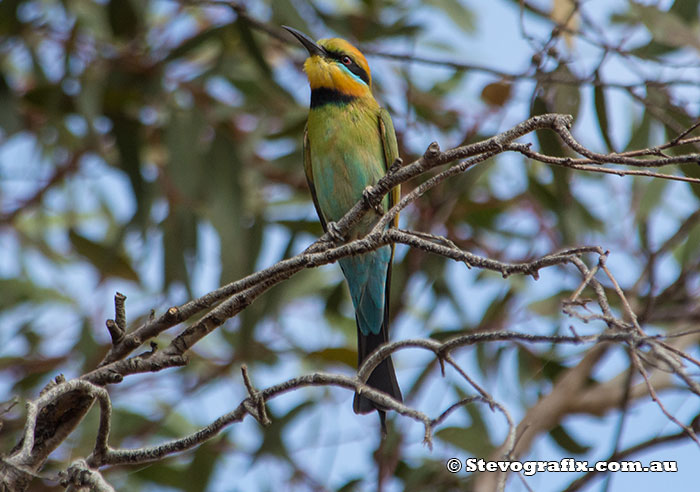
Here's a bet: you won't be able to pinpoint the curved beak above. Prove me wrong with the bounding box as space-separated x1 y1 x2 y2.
282 26 326 57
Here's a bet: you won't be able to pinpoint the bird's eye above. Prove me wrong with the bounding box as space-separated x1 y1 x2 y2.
341 55 352 66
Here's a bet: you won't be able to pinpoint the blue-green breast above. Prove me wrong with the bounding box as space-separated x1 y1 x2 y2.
307 101 387 237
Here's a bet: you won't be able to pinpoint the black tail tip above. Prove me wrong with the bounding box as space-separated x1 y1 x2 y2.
353 395 391 438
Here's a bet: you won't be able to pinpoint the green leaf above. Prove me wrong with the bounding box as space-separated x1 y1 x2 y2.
276 219 324 236
434 386 493 456
517 345 541 384
677 221 700 267
203 129 253 285
109 112 151 228
0 278 72 309
271 0 310 35
338 479 364 492
162 206 198 289
0 0 22 35
532 94 567 158
517 345 569 385
307 347 356 368
132 462 187 489
629 40 677 60
75 318 105 370
528 292 564 316
237 17 272 77
527 170 558 209
183 438 222 492
108 408 161 442
70 0 111 38
626 109 652 151
108 0 140 39
645 87 700 200
551 166 576 242
315 11 420 41
253 401 314 461
637 178 668 221
68 229 139 282
594 74 615 152
549 424 591 455
475 289 513 331
165 110 207 199
553 67 581 119
631 4 700 53
23 85 74 113
425 0 476 34
0 73 21 134
164 25 227 63
669 0 700 22
435 421 493 456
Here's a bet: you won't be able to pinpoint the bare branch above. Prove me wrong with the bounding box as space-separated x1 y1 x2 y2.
9 110 700 490
563 415 700 492
59 459 115 492
96 112 700 371
629 350 700 446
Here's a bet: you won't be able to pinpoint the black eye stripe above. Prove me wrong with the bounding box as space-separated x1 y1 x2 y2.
325 50 370 86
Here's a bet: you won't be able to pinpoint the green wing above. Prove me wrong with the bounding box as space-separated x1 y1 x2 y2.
378 108 400 229
304 112 398 233
303 126 328 232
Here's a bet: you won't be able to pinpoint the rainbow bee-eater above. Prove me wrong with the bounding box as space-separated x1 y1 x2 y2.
283 26 402 431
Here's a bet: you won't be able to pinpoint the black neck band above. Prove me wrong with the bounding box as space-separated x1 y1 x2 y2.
310 88 356 108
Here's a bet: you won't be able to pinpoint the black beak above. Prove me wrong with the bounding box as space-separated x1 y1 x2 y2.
282 26 326 57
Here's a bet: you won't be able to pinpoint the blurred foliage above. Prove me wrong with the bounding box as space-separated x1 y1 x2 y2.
0 0 699 491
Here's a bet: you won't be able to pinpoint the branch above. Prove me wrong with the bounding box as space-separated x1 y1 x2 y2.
88 372 434 467
474 325 700 491
508 143 700 184
216 1 700 92
10 111 700 490
12 380 111 466
64 328 700 475
59 460 115 492
96 112 700 371
563 415 700 492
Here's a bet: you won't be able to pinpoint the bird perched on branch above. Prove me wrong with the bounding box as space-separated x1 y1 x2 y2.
283 26 402 433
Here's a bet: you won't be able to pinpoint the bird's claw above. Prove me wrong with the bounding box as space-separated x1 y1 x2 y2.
362 186 374 206
363 186 384 215
326 221 345 242
388 157 403 173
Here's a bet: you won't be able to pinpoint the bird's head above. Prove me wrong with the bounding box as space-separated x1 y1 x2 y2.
283 26 372 98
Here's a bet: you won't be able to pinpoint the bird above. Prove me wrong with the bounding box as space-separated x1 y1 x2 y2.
283 26 402 433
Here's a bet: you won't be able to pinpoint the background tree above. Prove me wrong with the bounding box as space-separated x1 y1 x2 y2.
1 0 699 490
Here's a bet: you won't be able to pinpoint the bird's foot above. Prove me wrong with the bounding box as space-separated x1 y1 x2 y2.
388 157 403 174
362 186 384 215
326 221 345 243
